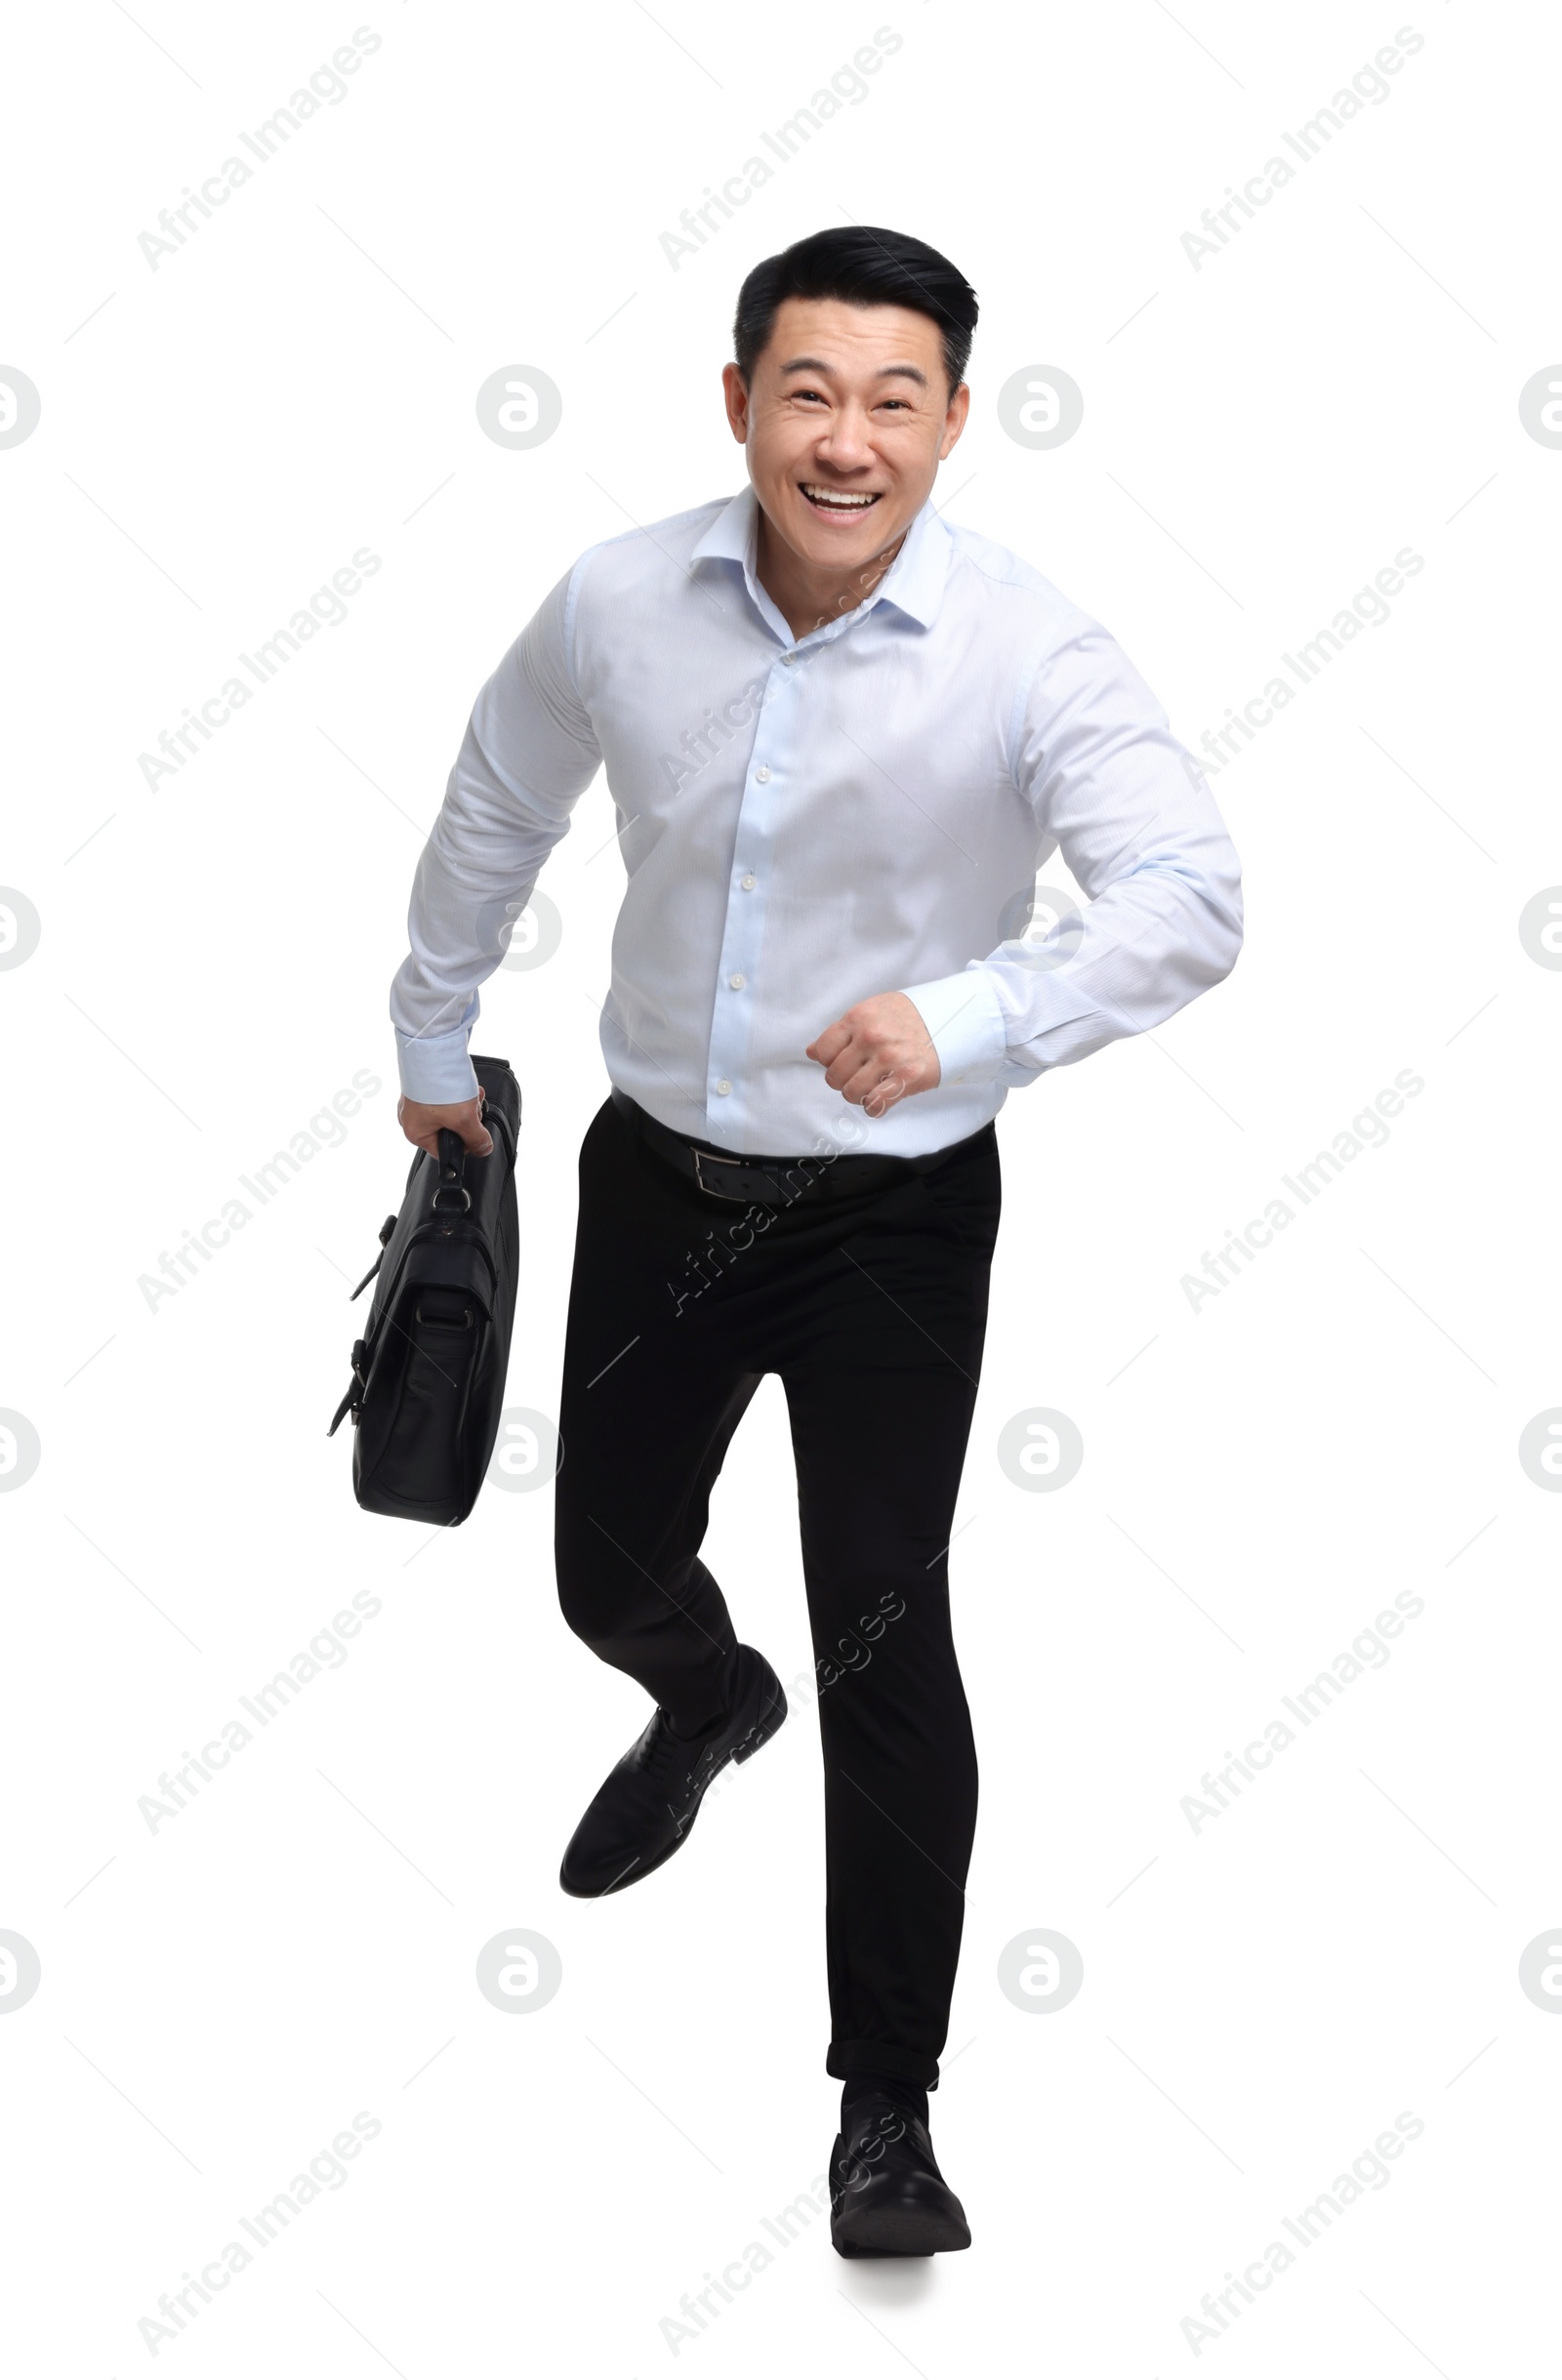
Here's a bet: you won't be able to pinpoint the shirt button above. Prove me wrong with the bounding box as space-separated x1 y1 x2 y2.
715 1079 731 1095
755 765 771 783
728 973 746 990
783 652 797 665
740 873 756 890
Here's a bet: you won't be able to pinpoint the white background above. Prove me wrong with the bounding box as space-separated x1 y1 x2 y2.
2 1 1558 2371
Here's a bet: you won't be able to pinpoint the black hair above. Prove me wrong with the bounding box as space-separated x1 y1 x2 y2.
732 226 977 396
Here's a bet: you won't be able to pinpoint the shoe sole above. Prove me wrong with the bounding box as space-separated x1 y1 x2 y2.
832 2214 971 2257
560 1662 787 1898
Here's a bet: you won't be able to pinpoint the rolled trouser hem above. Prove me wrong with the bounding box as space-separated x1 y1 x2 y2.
827 2038 941 2090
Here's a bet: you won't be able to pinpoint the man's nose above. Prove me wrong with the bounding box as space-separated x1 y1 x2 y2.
813 412 876 469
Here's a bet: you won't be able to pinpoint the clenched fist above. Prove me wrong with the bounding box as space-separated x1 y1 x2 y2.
806 992 939 1117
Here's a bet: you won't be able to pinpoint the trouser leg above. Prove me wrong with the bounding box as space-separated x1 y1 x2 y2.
783 1130 1001 2092
554 1097 759 1731
787 1353 983 2093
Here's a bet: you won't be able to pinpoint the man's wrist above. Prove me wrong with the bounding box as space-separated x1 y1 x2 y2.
898 968 1007 1087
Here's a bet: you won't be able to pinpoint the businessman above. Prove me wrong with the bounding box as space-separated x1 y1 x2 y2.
390 226 1242 2256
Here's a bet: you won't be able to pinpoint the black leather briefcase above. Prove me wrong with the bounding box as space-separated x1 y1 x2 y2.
328 1054 520 1524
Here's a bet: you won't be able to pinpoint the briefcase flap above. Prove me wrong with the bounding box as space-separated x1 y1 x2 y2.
393 1232 502 1319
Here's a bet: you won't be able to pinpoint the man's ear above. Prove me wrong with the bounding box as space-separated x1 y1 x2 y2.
720 361 751 443
937 382 970 463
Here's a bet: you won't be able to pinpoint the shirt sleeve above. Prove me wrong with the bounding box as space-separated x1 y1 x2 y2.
900 614 1244 1088
389 562 603 1101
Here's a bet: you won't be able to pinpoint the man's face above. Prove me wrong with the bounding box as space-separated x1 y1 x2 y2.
722 297 968 579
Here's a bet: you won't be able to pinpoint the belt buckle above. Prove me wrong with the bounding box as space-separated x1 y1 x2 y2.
691 1145 752 1201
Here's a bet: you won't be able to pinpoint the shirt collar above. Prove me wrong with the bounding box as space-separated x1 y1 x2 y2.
690 483 952 635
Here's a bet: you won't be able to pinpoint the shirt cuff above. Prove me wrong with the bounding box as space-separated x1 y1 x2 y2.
900 966 1008 1087
394 1025 480 1105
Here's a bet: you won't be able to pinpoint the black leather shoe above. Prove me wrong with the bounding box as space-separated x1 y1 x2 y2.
558 1644 786 1898
830 2097 971 2257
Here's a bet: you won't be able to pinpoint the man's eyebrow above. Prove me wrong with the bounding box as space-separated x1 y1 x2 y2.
777 355 929 390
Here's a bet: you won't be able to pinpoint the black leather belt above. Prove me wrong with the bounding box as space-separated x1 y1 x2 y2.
610 1087 977 1207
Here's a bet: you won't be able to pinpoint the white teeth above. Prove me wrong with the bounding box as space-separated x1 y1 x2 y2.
802 484 879 508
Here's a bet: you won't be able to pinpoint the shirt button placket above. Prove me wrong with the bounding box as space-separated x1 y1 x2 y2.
711 650 796 1122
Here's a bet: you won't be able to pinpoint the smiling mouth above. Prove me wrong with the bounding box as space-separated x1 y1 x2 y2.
799 482 883 515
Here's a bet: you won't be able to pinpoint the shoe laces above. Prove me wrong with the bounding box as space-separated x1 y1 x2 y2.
643 1711 709 1795
841 2100 928 2172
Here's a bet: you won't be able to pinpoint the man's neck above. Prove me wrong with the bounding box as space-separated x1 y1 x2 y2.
755 513 910 643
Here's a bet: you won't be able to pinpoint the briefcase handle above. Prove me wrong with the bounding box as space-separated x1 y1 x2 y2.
432 1128 472 1212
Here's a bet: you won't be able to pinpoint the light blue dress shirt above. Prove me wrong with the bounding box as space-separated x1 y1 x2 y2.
390 484 1243 1157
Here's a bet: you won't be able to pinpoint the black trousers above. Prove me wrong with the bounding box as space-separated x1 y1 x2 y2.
554 1093 1002 2091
